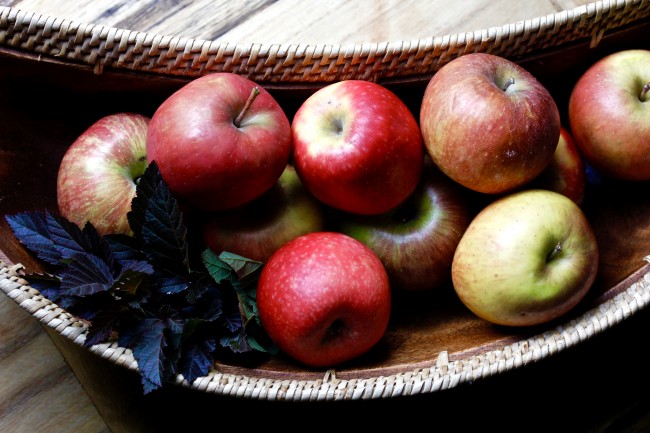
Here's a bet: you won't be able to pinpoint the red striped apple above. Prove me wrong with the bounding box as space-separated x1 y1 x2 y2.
291 80 424 215
451 189 598 327
420 53 560 195
335 158 473 291
57 112 150 236
568 49 650 181
146 73 292 213
527 127 586 205
257 231 391 367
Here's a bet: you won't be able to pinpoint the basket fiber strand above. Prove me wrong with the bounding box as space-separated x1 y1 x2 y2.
2 261 649 401
0 1 649 83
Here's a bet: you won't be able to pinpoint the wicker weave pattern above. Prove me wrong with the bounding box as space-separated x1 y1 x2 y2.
2 261 649 401
1 1 649 83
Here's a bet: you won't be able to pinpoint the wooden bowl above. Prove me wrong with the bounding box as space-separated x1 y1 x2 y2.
1 3 650 410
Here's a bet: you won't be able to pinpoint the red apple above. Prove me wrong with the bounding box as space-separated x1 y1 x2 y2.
57 112 150 236
420 53 560 195
452 189 598 327
568 49 650 181
291 80 424 215
257 231 391 367
335 158 473 291
526 127 586 205
202 164 327 262
146 72 292 213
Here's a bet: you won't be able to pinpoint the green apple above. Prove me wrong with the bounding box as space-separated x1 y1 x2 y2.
451 189 599 327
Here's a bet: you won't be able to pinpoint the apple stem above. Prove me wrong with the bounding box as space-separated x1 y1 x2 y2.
502 77 515 92
546 241 563 262
641 82 650 102
234 87 261 128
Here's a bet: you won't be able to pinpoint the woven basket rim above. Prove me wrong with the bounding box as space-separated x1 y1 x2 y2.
1 1 649 84
2 259 650 401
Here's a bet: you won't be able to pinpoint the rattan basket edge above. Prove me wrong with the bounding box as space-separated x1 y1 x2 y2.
2 259 649 402
1 1 649 84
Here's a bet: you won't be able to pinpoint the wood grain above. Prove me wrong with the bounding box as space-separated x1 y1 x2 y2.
1 0 594 43
0 1 649 432
0 295 109 433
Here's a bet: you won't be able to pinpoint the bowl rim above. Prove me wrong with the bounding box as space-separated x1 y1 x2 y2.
2 259 649 401
1 1 649 85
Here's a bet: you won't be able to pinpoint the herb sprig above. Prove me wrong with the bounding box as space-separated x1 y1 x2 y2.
5 162 277 393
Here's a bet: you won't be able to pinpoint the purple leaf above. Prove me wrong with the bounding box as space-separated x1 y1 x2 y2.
59 254 114 296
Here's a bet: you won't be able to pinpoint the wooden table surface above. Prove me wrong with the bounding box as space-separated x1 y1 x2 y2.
2 1 649 432
0 0 595 44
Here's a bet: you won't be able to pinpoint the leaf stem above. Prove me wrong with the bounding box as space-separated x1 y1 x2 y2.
234 87 261 128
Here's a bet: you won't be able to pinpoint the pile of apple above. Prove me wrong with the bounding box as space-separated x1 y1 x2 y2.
56 48 650 369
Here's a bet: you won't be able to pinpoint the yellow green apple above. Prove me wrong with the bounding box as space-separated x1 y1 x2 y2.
451 189 598 327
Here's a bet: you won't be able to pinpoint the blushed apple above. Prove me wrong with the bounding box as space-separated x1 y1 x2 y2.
451 189 599 327
420 53 560 195
568 49 650 181
146 73 292 213
527 127 586 205
335 158 473 291
202 164 327 263
57 112 150 236
256 231 391 367
291 80 424 215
